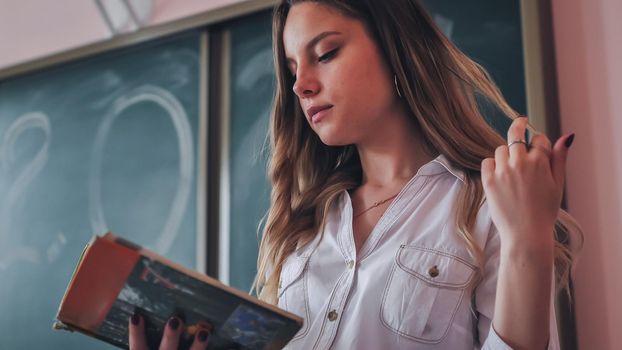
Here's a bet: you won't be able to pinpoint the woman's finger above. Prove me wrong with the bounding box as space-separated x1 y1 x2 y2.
494 145 509 174
129 313 148 350
507 117 529 161
528 132 553 159
550 133 575 188
189 329 210 350
481 157 495 188
159 317 184 350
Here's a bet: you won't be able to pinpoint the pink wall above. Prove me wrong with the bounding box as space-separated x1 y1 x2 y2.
149 0 248 24
552 0 622 348
0 0 109 69
0 0 249 70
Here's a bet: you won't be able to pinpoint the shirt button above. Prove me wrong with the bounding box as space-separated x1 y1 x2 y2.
428 265 439 278
327 310 338 322
346 260 355 269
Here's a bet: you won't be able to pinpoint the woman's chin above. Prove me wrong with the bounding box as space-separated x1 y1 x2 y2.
317 134 351 147
312 124 355 146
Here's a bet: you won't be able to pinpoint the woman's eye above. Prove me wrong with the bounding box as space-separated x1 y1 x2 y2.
318 49 339 63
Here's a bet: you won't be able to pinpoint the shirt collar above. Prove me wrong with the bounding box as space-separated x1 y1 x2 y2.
419 154 466 184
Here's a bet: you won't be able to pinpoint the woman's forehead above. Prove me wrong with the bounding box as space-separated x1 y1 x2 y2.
283 3 360 56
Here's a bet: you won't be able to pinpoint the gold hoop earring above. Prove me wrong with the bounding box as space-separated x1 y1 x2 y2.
394 74 402 98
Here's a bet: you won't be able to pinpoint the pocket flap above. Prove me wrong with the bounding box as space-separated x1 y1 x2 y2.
396 245 475 288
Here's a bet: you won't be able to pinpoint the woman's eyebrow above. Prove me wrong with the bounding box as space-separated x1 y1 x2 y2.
286 31 342 65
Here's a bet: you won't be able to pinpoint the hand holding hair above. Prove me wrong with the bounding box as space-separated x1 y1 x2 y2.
480 116 574 247
480 115 575 349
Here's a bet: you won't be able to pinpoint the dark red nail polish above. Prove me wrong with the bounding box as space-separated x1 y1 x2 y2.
131 313 140 325
168 317 180 330
198 330 209 342
565 133 575 148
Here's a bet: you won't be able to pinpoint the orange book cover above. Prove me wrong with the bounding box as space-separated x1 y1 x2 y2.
54 233 303 350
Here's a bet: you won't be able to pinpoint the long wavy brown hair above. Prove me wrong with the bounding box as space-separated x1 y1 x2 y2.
255 0 583 304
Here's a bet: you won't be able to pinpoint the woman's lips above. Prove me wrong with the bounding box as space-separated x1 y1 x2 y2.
310 106 333 123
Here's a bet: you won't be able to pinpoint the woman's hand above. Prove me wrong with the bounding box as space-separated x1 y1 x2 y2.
129 314 210 350
481 116 574 349
481 116 574 248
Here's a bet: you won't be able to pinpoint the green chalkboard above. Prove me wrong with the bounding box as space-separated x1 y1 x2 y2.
0 31 202 348
222 1 527 291
226 11 275 293
423 0 525 132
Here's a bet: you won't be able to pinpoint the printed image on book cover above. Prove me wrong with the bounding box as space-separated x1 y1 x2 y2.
97 256 289 349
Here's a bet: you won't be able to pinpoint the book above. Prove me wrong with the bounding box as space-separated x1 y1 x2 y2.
54 233 303 350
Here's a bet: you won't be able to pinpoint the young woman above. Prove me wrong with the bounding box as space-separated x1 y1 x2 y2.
129 0 582 349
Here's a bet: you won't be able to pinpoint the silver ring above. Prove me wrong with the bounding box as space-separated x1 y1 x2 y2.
508 140 529 148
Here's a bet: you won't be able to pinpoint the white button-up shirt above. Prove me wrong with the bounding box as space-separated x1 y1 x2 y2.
278 154 560 349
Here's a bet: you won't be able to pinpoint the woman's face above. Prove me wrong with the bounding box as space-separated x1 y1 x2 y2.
283 2 400 146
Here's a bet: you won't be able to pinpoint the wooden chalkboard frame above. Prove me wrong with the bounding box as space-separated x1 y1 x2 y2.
520 0 562 140
0 0 279 81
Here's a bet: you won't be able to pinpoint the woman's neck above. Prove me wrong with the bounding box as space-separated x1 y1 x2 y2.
355 112 435 189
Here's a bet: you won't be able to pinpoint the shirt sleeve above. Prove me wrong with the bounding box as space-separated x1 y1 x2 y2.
475 222 561 350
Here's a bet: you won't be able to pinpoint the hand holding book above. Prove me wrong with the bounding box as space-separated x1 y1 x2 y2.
54 233 302 350
129 314 210 350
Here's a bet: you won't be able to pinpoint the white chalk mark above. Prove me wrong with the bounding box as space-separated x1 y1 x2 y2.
0 246 40 270
89 85 193 254
236 48 273 90
0 112 51 270
46 232 68 263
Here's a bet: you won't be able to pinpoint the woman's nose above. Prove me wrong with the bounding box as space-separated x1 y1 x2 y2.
292 72 320 98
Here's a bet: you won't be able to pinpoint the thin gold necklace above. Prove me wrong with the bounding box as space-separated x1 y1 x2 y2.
353 192 400 219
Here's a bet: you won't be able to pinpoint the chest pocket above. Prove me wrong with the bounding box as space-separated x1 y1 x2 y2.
278 255 311 342
380 245 476 343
